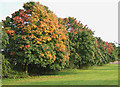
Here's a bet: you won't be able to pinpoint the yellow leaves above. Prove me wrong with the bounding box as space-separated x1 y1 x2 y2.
48 38 51 41
59 41 63 44
42 37 45 40
36 41 42 45
46 36 51 41
44 51 53 59
60 45 66 52
61 35 67 40
31 34 35 39
58 38 62 41
23 37 27 41
33 40 36 43
41 54 44 57
28 2 69 64
59 48 65 52
63 55 67 61
36 30 42 35
31 36 34 39
31 12 39 22
34 14 39 18
42 40 46 43
61 44 66 48
36 38 40 41
51 34 58 39
43 23 48 28
46 53 52 59
32 24 37 28
55 35 58 38
43 18 48 23
55 44 66 52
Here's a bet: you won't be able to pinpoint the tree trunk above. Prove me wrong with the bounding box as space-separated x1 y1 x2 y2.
25 63 28 73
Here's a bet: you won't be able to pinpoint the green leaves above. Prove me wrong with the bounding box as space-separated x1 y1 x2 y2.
58 16 118 69
2 1 118 77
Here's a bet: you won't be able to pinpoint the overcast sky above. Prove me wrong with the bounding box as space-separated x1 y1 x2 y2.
0 0 119 46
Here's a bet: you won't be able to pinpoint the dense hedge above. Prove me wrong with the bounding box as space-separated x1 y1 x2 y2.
2 1 118 78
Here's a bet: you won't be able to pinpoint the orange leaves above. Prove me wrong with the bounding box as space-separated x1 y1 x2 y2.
36 38 40 41
55 44 59 47
19 10 29 19
13 16 24 24
40 53 44 57
32 24 37 28
19 2 69 66
63 55 68 61
79 29 83 32
26 9 31 14
96 38 115 54
55 44 66 52
53 55 56 61
59 45 66 52
105 42 114 51
19 46 23 49
25 45 30 48
46 37 51 41
19 11 24 16
13 16 20 20
108 44 114 51
105 42 108 46
46 53 52 59
43 48 45 50
5 30 15 35
36 41 42 45
106 43 114 54
2 1 70 71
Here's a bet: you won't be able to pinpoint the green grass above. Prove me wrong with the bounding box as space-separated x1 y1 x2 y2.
2 64 118 85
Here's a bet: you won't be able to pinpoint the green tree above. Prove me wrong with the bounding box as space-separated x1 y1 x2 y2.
2 2 70 74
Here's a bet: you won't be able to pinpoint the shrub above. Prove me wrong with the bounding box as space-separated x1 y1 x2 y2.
2 54 29 78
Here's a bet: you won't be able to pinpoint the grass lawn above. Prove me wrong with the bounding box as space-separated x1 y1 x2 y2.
2 64 118 85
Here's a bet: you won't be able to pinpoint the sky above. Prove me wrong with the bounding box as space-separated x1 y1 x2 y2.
0 0 119 46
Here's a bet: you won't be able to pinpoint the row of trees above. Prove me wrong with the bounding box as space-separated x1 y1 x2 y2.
2 2 118 78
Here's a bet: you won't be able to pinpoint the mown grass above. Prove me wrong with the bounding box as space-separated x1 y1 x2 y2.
2 64 118 85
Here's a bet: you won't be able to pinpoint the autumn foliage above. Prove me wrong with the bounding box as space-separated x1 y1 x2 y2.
58 17 118 68
2 2 69 73
2 1 118 77
95 37 118 63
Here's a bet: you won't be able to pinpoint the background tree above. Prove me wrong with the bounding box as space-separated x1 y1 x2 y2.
58 17 118 68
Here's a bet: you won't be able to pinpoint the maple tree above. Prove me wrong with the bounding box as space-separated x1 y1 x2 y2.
2 2 70 73
2 1 118 77
58 17 118 68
